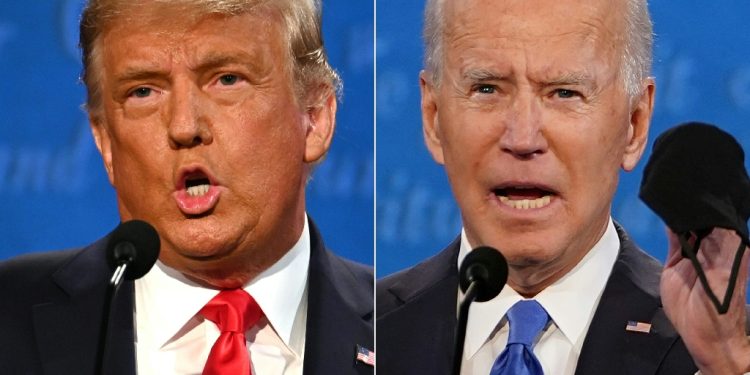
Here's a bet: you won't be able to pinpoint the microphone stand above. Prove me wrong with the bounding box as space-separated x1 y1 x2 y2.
453 280 479 375
95 250 132 374
452 247 508 375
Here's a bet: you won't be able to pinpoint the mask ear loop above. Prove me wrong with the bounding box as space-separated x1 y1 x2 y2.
678 229 747 314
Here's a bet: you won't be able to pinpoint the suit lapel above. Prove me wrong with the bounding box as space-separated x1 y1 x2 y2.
378 239 461 375
33 235 136 375
303 220 373 375
575 225 685 375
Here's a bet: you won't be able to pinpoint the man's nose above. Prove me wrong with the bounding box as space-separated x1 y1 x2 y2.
498 95 548 159
167 83 213 149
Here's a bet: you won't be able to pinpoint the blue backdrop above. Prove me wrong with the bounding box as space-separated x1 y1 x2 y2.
376 1 750 277
3 1 750 281
0 1 373 265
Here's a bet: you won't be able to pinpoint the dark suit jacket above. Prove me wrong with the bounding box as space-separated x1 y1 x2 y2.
0 218 373 375
377 225 702 375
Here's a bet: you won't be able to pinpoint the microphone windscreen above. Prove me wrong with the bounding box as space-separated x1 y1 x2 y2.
106 220 160 280
459 246 508 302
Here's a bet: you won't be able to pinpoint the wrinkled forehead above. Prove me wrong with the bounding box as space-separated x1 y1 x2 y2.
443 0 626 52
92 0 272 21
98 1 279 39
92 1 290 80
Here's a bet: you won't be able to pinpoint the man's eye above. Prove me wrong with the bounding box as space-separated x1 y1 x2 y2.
474 85 496 94
218 74 239 86
131 87 152 98
554 89 579 99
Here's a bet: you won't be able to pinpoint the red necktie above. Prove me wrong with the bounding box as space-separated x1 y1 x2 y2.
200 289 263 375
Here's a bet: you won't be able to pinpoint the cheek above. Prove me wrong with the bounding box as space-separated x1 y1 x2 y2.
545 116 626 196
109 127 166 180
223 89 304 144
224 107 306 179
439 107 498 163
576 134 627 208
597 116 631 168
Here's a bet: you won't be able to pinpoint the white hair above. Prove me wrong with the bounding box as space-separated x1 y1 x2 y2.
423 0 653 99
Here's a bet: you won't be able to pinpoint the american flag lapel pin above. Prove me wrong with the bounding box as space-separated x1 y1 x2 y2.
355 344 375 367
625 320 652 334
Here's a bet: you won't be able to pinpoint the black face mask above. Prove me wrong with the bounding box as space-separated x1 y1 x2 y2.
640 122 750 314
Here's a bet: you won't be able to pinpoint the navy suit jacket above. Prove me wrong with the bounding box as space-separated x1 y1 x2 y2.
0 219 373 375
377 225 702 375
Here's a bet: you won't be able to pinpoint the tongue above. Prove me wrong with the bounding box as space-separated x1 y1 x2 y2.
502 188 547 200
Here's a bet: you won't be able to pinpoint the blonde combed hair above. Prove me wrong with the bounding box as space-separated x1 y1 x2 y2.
79 0 340 116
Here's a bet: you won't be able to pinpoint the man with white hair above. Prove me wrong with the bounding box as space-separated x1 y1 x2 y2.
377 0 750 374
0 1 373 374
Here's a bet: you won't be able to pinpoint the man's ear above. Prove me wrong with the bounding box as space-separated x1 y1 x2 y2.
304 87 337 163
89 114 115 186
622 78 655 171
420 70 445 165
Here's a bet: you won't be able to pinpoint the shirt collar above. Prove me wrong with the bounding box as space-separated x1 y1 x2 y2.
245 215 310 348
135 214 311 353
459 217 620 357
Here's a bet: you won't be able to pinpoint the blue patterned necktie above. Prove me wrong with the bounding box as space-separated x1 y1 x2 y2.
489 300 549 375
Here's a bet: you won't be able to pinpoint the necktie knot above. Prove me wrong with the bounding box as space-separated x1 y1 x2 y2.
489 300 549 375
201 289 262 333
200 289 262 375
506 300 549 346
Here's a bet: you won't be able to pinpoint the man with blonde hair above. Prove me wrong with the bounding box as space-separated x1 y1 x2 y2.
0 1 373 374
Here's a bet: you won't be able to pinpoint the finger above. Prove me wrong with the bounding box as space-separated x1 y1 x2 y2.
724 247 748 334
665 227 683 267
700 229 742 269
663 228 699 285
700 232 748 307
735 246 750 298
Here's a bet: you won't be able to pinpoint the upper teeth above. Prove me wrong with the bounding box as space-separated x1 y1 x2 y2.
499 195 551 210
187 184 210 197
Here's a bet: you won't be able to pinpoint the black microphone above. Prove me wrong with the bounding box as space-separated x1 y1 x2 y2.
106 219 160 285
96 220 160 375
453 246 508 375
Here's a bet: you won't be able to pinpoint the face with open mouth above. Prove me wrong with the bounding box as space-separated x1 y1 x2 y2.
89 6 335 286
421 0 654 292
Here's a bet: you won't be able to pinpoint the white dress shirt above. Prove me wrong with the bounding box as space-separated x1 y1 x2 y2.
134 217 311 375
458 218 620 375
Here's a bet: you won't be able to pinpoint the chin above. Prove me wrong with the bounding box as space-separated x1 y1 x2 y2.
162 228 236 260
500 247 554 267
182 241 236 260
164 215 234 247
189 271 248 289
485 231 563 265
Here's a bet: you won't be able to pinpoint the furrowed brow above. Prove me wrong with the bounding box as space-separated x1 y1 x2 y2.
462 68 507 83
545 72 597 90
192 51 257 73
115 65 169 84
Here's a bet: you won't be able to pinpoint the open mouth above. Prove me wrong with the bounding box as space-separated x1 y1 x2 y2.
493 186 555 210
173 166 222 216
185 175 211 197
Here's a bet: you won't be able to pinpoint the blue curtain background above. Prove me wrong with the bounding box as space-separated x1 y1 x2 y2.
376 1 750 277
0 0 373 265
